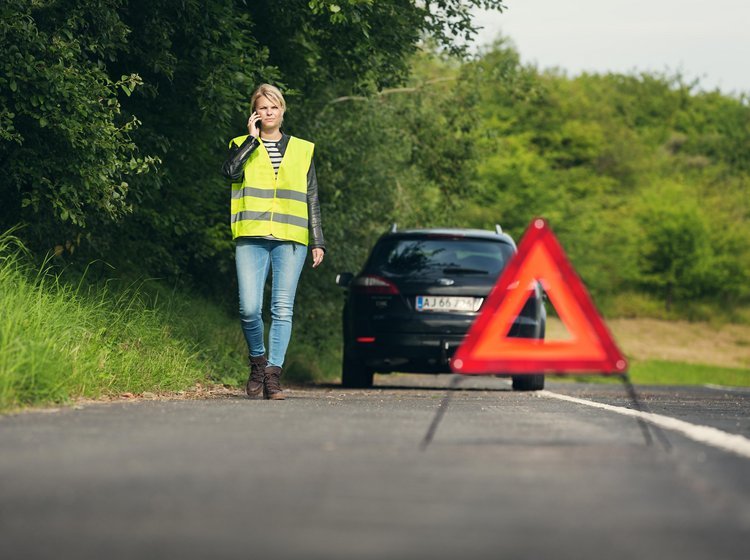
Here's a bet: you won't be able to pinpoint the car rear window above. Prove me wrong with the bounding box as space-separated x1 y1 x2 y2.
369 237 515 277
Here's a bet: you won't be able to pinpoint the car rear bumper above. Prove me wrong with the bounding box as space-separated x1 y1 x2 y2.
353 332 463 373
352 317 542 373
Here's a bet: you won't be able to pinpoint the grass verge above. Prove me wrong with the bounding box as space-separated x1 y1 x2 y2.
0 232 248 412
629 360 750 387
555 360 750 387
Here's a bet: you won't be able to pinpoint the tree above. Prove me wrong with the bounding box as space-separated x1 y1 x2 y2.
0 0 155 243
1 0 507 273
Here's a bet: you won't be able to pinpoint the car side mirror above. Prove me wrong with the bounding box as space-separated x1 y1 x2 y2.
534 281 548 301
336 272 354 287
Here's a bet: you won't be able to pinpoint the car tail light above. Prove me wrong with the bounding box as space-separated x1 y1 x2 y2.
356 337 376 343
352 275 400 295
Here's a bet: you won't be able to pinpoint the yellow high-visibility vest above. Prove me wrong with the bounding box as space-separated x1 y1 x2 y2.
228 135 314 245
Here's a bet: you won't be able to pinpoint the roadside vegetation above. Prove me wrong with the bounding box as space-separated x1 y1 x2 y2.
630 361 750 387
1 2 749 410
0 232 248 411
547 318 750 386
462 44 750 319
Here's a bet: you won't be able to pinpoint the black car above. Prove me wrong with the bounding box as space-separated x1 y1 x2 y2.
336 225 547 390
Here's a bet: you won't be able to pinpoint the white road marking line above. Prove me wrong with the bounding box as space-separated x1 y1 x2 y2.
537 390 750 459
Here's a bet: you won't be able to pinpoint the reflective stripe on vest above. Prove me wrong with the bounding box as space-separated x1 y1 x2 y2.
228 135 314 245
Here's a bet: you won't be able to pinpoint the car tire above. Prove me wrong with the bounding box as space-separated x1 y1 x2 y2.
341 348 374 388
512 374 545 391
510 311 546 391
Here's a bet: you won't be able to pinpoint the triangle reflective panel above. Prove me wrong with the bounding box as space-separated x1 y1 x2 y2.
451 218 627 375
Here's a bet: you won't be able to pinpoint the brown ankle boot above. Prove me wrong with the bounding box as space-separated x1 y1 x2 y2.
263 365 285 400
246 355 267 397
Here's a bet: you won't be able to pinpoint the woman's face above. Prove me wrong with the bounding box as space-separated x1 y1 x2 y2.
255 95 283 130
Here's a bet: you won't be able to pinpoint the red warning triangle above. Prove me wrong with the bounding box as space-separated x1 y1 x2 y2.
451 218 627 375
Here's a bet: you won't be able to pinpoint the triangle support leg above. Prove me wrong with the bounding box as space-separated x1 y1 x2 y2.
420 375 464 450
619 374 672 451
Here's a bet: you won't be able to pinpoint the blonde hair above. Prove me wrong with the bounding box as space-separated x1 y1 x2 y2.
251 84 286 117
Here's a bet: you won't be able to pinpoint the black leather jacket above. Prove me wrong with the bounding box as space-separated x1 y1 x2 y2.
221 133 325 251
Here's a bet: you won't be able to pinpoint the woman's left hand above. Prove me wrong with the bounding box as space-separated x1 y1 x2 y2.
311 248 324 268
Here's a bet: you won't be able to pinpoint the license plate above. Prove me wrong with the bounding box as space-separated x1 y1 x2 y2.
415 296 482 312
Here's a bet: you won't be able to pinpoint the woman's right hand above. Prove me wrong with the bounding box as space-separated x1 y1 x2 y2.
247 112 261 137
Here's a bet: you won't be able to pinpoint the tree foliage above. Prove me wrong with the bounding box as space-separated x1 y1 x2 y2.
461 40 750 314
0 0 156 234
0 0 505 278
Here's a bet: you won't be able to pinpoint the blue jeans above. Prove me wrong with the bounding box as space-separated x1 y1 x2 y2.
235 238 307 367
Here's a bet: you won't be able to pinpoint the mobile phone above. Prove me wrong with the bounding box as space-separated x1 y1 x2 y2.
251 111 261 132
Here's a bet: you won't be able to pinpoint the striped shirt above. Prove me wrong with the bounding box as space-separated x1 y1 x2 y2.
259 137 286 240
262 138 283 176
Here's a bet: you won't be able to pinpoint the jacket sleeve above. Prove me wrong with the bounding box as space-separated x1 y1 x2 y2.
221 136 259 181
307 159 326 252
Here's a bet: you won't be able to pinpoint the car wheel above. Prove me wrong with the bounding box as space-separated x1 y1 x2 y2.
341 348 374 388
512 374 545 391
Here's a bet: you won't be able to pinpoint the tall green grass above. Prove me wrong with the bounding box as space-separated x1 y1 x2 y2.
0 231 248 412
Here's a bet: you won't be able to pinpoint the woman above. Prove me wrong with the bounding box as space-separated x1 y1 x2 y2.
222 84 325 400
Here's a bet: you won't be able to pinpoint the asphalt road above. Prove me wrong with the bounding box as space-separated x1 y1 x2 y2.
1 376 749 560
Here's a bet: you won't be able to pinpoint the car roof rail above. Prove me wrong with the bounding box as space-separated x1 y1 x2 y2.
390 223 398 233
495 224 503 235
